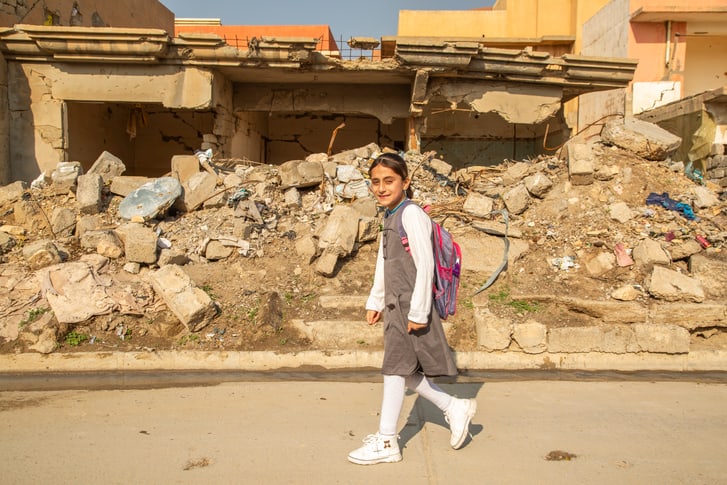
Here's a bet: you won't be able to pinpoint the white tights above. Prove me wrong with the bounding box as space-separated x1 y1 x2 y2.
378 373 453 436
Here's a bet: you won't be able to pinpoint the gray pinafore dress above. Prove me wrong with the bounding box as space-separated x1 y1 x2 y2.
380 203 458 377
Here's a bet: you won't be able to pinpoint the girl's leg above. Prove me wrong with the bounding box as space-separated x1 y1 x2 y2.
405 373 452 411
379 374 406 436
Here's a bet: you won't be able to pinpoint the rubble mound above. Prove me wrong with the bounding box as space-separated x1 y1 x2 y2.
0 132 725 357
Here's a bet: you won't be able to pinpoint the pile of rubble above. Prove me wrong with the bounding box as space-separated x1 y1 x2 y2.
0 118 725 356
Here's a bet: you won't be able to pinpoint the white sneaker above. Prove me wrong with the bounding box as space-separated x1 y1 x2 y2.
347 432 402 465
444 398 477 449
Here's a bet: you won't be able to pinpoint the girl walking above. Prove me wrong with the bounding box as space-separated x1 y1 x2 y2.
348 153 476 465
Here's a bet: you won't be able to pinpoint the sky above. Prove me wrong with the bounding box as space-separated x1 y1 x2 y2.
159 0 496 40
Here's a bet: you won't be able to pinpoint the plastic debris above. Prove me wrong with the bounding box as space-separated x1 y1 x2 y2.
552 256 578 271
645 192 696 220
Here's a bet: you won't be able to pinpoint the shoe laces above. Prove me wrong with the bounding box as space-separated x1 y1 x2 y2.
362 433 395 450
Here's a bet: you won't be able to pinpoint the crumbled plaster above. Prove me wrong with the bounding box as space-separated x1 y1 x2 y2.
428 80 562 124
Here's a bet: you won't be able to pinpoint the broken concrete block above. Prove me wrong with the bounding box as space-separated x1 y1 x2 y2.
51 161 82 194
295 234 319 264
148 264 217 332
474 307 512 350
323 161 337 179
609 201 634 223
224 173 244 188
512 320 547 354
317 205 359 256
429 158 452 177
87 150 126 183
611 285 642 301
76 173 103 215
502 162 530 186
691 185 719 209
336 165 364 183
51 207 76 238
633 324 689 354
315 248 340 277
124 262 141 274
601 119 681 161
502 184 530 215
279 160 324 189
234 198 264 223
584 251 615 276
350 198 378 218
204 240 233 261
647 266 704 302
357 217 380 243
120 177 183 221
109 176 150 197
13 199 45 232
0 231 16 254
463 192 494 217
548 325 637 354
633 238 670 266
306 152 329 163
284 187 301 208
689 253 727 300
175 171 217 212
80 230 122 252
22 239 62 270
171 155 200 184
116 223 158 264
567 143 594 185
0 180 27 206
158 249 190 266
97 236 124 259
75 215 101 238
523 172 553 198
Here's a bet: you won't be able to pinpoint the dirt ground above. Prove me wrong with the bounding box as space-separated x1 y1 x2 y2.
1 142 725 355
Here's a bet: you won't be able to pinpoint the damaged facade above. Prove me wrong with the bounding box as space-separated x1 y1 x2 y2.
0 5 636 184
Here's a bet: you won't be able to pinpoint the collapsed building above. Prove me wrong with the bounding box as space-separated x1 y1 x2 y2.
0 23 636 185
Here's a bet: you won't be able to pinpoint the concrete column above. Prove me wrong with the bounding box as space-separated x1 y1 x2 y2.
0 52 9 184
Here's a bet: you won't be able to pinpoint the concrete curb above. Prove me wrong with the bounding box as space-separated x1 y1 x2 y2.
1 349 726 373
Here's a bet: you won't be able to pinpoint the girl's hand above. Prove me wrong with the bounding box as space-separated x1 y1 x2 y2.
407 321 427 333
366 310 381 325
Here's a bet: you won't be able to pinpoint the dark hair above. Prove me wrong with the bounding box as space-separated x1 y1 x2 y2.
369 153 414 198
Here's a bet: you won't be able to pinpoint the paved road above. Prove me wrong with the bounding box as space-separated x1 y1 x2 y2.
1 377 726 484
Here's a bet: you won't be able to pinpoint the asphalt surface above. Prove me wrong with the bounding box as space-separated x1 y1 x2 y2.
2 375 726 484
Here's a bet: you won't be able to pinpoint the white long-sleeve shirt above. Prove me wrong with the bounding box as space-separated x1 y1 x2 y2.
365 204 434 324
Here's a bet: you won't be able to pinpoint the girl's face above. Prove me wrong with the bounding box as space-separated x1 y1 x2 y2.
370 164 410 210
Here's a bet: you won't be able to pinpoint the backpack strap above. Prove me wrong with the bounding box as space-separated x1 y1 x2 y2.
394 198 414 254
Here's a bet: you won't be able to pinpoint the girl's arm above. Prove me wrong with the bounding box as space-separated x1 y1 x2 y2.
401 205 434 324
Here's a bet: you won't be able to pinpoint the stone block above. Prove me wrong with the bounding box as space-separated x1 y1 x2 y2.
80 230 121 252
474 307 511 350
567 143 594 185
284 187 301 209
22 239 62 270
357 217 380 243
668 239 702 261
633 238 670 266
647 266 704 303
0 181 27 206
512 320 546 354
315 248 339 277
109 176 150 197
633 324 689 354
430 158 453 177
171 155 200 184
350 198 378 218
51 161 82 194
609 201 634 223
87 150 126 183
295 235 319 264
548 325 637 354
601 119 681 161
51 207 76 238
176 171 218 212
204 240 233 261
584 251 615 277
502 162 530 185
523 172 553 198
502 184 530 215
116 223 158 264
650 303 726 330
13 199 45 232
158 249 190 266
317 205 359 256
689 253 727 300
463 192 494 217
279 160 324 189
76 174 103 215
75 215 101 238
0 231 15 254
691 186 719 209
148 265 217 332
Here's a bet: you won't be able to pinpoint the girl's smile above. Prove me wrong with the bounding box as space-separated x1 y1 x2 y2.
369 164 410 211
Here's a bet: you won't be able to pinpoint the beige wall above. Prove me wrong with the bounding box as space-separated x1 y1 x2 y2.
0 0 174 32
684 35 727 96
